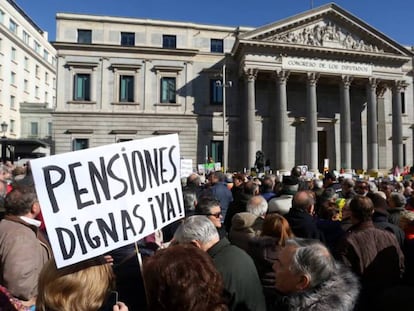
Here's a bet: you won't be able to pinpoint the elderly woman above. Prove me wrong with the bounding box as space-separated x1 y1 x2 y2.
143 244 228 311
36 257 128 311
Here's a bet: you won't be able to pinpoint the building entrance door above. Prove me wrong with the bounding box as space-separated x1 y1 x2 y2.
318 131 327 173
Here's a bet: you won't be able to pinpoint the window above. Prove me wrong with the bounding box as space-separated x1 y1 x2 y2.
43 50 49 61
11 47 16 60
9 19 17 33
121 32 135 46
73 138 89 151
34 41 41 54
0 10 4 24
35 65 40 77
73 73 91 101
10 120 15 134
45 72 48 83
401 92 406 114
35 86 39 98
160 77 176 103
210 79 223 105
30 122 38 136
53 77 56 89
24 57 29 70
162 35 176 49
119 75 134 102
10 96 15 109
10 72 16 85
77 29 92 44
52 57 57 66
45 91 48 103
210 140 223 164
23 30 30 44
24 79 28 92
48 122 52 136
211 39 224 53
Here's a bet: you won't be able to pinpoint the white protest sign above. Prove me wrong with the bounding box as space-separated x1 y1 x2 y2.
31 134 184 268
180 159 193 177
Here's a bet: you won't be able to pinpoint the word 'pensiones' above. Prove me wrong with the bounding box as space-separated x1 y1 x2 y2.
43 145 178 213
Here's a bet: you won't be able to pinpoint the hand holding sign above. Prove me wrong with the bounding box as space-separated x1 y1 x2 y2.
31 134 184 268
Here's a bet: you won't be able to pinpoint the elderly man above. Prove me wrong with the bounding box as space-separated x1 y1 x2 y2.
229 195 268 251
268 176 299 215
0 185 51 305
272 238 360 310
337 195 405 310
174 215 266 311
284 190 324 241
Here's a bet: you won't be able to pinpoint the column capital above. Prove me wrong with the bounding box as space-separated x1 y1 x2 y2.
376 82 387 98
274 70 290 83
341 75 353 87
244 68 258 81
393 80 408 92
307 72 319 86
367 77 379 90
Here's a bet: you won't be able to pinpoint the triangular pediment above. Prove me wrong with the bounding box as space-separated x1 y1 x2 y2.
237 3 411 57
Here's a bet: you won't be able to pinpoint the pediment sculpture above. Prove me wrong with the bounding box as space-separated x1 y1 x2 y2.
262 19 384 53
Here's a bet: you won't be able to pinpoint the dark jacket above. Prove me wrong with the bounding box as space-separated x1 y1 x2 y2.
207 237 266 311
316 219 345 253
247 236 281 307
388 207 406 227
372 211 405 248
285 207 324 242
337 221 405 309
272 263 360 311
224 192 252 232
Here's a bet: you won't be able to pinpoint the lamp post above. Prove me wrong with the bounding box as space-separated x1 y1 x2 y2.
216 64 232 172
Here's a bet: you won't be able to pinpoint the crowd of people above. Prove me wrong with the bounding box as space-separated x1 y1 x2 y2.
1 160 414 310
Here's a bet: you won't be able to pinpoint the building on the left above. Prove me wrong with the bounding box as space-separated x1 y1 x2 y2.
0 0 56 159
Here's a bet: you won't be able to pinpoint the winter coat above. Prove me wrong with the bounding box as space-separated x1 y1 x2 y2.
208 237 266 311
272 263 360 311
229 212 263 251
0 215 51 300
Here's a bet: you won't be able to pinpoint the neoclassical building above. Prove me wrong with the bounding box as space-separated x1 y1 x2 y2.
53 3 414 173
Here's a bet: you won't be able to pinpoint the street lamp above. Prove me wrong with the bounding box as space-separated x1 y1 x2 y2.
1 122 7 138
216 64 232 172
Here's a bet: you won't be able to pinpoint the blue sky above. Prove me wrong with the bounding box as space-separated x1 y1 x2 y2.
14 0 414 46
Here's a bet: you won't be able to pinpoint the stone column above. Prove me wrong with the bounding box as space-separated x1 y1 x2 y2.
340 75 352 172
245 69 258 170
366 78 378 173
392 80 406 169
306 73 319 173
275 70 290 173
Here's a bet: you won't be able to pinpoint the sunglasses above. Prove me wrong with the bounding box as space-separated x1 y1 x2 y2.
207 212 222 218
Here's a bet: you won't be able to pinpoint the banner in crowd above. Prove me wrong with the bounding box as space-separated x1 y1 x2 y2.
31 134 184 268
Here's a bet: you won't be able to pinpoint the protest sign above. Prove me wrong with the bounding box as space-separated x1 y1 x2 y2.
31 134 184 268
180 159 193 177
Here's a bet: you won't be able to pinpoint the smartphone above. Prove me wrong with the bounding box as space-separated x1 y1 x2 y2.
108 290 119 306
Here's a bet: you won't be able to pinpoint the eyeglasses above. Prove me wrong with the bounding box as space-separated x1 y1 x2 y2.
206 212 222 218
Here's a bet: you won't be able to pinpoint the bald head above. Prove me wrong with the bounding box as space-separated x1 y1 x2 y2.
246 195 268 217
292 191 315 214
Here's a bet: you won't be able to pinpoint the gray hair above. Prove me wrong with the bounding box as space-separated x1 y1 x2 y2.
246 196 268 217
173 215 219 245
285 238 336 289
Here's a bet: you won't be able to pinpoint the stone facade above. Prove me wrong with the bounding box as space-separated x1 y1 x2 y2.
53 4 414 173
